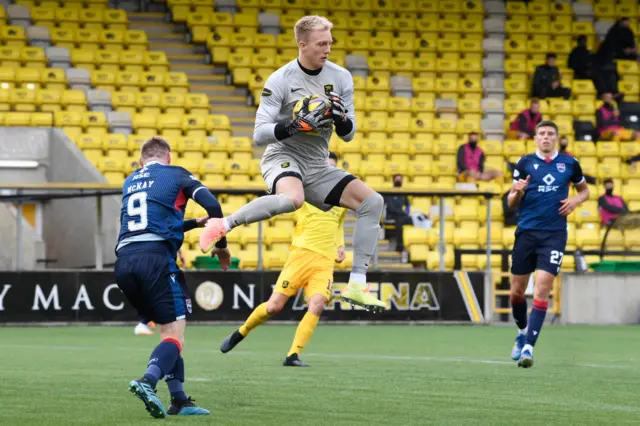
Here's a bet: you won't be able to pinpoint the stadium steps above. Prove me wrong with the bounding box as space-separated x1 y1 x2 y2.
128 11 256 136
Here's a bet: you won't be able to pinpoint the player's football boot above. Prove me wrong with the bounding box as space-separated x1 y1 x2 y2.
283 353 310 367
134 322 154 335
511 333 526 360
128 378 167 419
167 397 210 416
517 347 534 368
199 218 227 252
340 282 386 313
220 329 245 353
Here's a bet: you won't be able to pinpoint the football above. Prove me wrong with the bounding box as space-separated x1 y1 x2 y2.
292 94 331 121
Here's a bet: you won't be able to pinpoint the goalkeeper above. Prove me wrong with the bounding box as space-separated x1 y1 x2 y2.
200 15 385 312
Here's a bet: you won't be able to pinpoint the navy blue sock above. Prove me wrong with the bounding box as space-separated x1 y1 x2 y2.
144 338 181 387
510 295 528 330
166 356 187 401
526 299 548 347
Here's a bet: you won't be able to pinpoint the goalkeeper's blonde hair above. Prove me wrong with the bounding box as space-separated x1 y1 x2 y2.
294 16 333 43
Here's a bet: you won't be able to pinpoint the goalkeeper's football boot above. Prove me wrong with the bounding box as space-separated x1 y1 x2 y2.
341 282 386 313
167 397 210 416
220 329 245 353
128 378 167 419
283 353 310 367
511 333 526 361
199 218 227 252
517 346 534 368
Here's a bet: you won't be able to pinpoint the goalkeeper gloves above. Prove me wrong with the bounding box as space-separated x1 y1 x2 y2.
328 91 348 124
285 101 332 136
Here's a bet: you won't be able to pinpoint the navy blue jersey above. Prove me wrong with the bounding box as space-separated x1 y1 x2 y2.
116 161 205 256
513 152 585 231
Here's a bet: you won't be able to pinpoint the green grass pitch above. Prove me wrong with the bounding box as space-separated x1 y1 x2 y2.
1 324 639 425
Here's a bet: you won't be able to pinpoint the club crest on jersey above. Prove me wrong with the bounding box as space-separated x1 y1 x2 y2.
281 162 290 168
324 84 334 95
557 163 566 173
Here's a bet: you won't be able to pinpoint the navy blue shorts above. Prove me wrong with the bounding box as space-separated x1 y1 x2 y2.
115 242 192 325
511 228 567 277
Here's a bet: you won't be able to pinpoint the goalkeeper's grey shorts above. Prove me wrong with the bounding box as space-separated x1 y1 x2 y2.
261 150 356 212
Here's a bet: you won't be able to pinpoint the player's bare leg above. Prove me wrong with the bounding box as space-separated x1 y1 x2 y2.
220 292 288 353
510 274 530 361
517 271 554 368
200 177 303 252
337 179 386 312
284 294 326 367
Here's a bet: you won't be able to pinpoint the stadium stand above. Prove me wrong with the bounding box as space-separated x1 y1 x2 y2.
1 0 639 277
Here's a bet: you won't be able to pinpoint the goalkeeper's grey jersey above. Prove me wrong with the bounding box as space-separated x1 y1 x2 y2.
253 59 356 165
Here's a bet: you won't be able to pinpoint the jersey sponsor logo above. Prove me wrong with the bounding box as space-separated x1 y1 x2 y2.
261 88 272 97
538 174 559 192
556 163 565 173
324 84 334 95
534 164 539 170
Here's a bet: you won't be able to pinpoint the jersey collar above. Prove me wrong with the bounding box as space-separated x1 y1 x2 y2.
297 59 322 76
535 150 558 163
143 160 163 167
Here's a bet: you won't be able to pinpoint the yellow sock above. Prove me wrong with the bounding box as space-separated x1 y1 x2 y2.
239 302 270 336
287 312 320 357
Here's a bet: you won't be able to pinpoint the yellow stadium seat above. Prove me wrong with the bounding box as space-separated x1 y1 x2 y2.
1 26 27 46
61 89 87 112
120 51 145 72
55 110 82 128
158 92 184 115
76 133 102 150
83 111 108 136
30 112 52 127
144 51 169 73
166 72 189 93
125 30 148 51
22 47 47 69
103 8 128 29
574 200 599 225
4 112 30 126
102 133 128 155
112 91 136 114
141 71 164 93
99 29 125 51
11 88 36 112
596 141 620 159
573 141 597 157
181 114 206 138
136 92 161 115
572 80 596 97
36 89 62 112
598 159 622 179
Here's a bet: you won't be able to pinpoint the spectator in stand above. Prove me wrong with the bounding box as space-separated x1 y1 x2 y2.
456 132 502 181
531 53 572 100
598 178 629 225
558 136 598 184
596 92 640 141
383 174 412 253
604 17 639 62
568 35 592 80
508 100 542 140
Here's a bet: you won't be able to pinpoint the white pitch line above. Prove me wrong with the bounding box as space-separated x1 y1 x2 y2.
0 344 637 370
